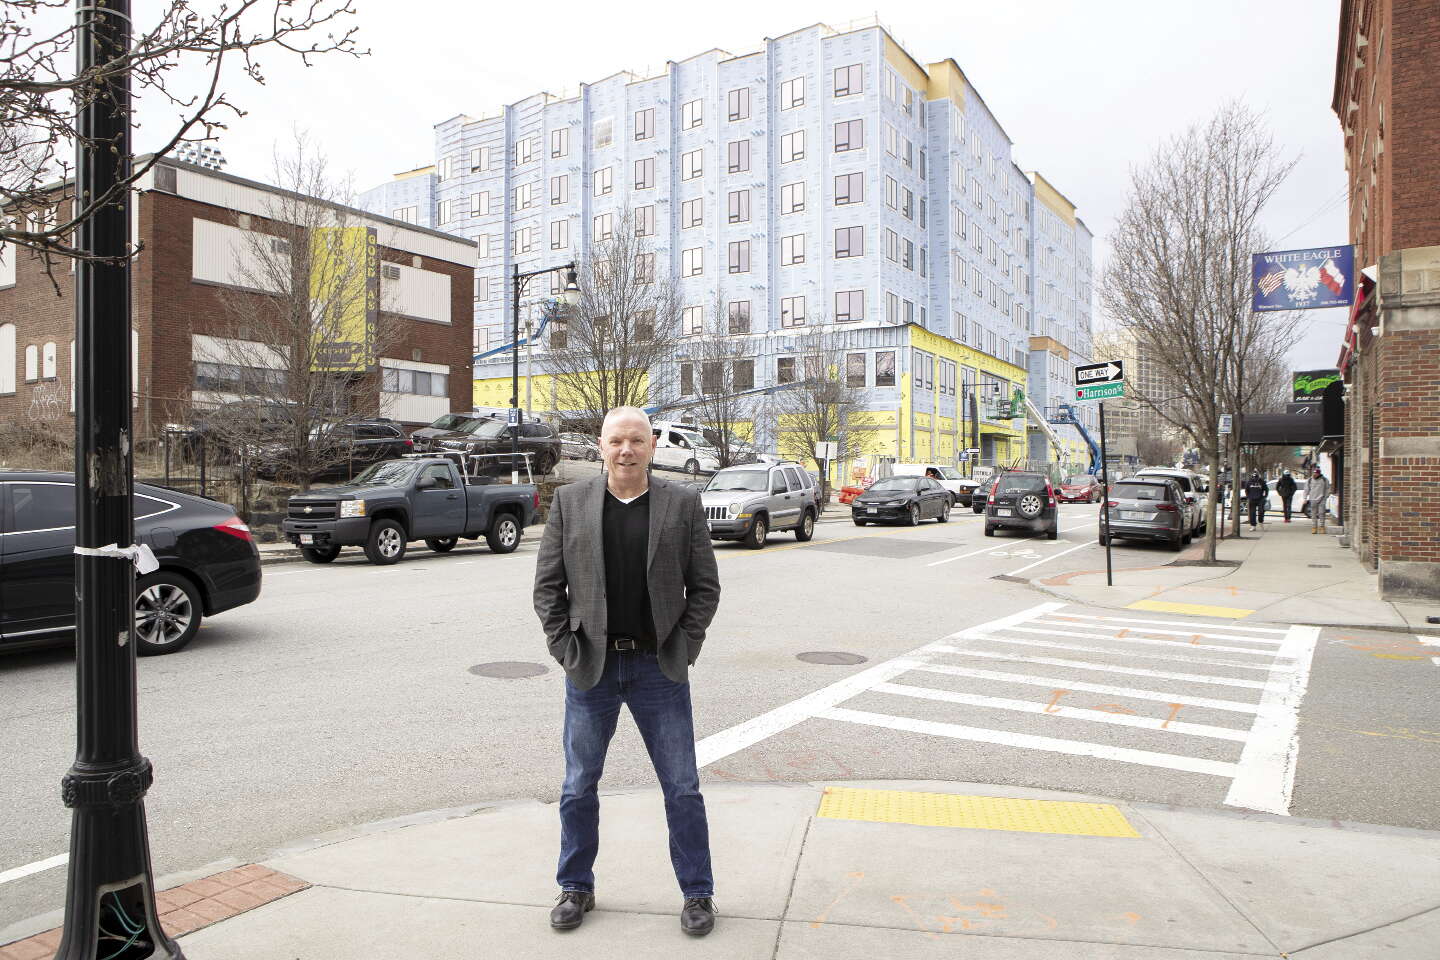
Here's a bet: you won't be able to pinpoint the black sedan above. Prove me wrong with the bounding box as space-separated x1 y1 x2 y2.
1 471 262 655
852 477 952 526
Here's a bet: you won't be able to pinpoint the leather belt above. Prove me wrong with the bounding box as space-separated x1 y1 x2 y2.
607 636 640 651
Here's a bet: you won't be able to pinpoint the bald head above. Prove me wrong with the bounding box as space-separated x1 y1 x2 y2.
599 406 656 485
601 406 651 435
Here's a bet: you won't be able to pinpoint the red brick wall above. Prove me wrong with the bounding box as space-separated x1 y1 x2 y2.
1374 326 1440 565
0 198 80 435
1389 0 1440 254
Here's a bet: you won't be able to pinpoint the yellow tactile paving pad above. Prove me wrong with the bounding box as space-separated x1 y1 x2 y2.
1126 599 1255 619
817 787 1141 838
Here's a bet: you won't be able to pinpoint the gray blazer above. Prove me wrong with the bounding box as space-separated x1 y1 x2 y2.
533 475 721 690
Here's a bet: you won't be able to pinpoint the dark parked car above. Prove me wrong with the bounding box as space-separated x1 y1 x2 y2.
431 418 562 475
852 476 952 526
1099 477 1188 550
255 419 414 482
984 471 1059 539
410 413 484 452
1 471 262 655
1056 474 1101 504
971 476 998 514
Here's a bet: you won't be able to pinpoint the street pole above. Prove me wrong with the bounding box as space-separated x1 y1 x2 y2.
56 1 184 957
524 313 534 423
509 263 521 484
1099 400 1113 587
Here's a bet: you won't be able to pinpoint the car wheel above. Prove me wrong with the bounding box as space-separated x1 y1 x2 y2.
1182 531 1193 545
984 524 995 537
946 493 956 510
744 515 767 549
1098 533 1110 546
1047 522 1059 540
301 545 340 564
486 512 521 554
586 449 598 462
906 503 921 526
1017 493 1044 519
1170 534 1185 552
426 536 459 553
853 518 867 526
795 510 815 542
364 519 407 565
134 571 202 655
973 503 986 514
937 503 950 523
685 459 700 479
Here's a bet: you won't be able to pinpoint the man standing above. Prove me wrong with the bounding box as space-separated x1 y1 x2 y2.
1307 467 1331 534
1243 471 1268 529
533 406 722 936
1276 470 1298 523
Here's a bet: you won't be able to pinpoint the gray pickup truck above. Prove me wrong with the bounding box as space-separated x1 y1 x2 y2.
281 456 538 565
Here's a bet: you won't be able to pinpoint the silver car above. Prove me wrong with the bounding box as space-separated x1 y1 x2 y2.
559 432 599 461
701 461 821 549
1099 477 1189 551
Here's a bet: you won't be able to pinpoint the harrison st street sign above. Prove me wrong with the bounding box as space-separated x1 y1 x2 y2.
1074 360 1125 401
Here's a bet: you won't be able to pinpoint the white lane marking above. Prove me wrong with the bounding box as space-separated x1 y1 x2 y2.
0 853 67 886
1054 613 1288 636
941 601 1069 641
926 538 1039 567
970 633 1289 674
1003 625 1283 658
693 601 1062 768
1035 618 1284 646
870 682 1250 742
930 644 1270 689
1006 540 1091 576
265 570 308 578
817 706 1239 778
903 661 1262 714
1415 635 1440 667
1223 624 1321 815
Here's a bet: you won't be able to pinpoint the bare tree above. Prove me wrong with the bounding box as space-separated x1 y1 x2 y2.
548 212 682 432
2 0 363 266
1101 101 1297 561
1135 433 1181 468
767 324 868 505
196 139 403 492
673 291 762 469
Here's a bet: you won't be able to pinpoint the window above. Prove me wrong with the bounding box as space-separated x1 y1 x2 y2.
902 187 913 220
594 166 613 196
728 240 750 274
681 148 703 180
635 252 655 284
550 175 568 205
833 119 863 152
634 107 655 140
727 139 750 173
681 99 703 129
834 172 862 205
594 118 613 149
382 369 449 398
834 63 863 97
920 244 927 277
901 138 913 168
635 204 656 237
727 189 750 223
550 317 567 349
886 291 899 323
512 182 534 210
477 234 491 258
391 206 417 224
780 130 805 163
475 276 490 300
780 76 805 109
876 350 896 387
727 87 750 122
732 359 754 391
912 348 925 387
436 199 454 223
702 361 722 395
634 157 655 190
513 226 536 253
845 353 866 388
0 323 13 394
781 295 805 327
835 289 864 322
904 299 914 324
834 226 863 258
777 356 796 384
903 238 914 271
438 156 454 181
680 362 695 395
781 234 804 266
682 247 703 277
885 228 899 262
681 198 703 228
550 128 568 158
780 181 805 214
514 137 536 165
886 176 898 209
593 213 613 241
885 122 898 156
682 305 704 336
901 86 914 115
550 219 568 250
468 192 488 217
12 482 75 532
727 301 751 334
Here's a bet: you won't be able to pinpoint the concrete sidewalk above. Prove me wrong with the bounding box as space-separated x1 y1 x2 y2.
9 780 1437 959
1032 517 1439 631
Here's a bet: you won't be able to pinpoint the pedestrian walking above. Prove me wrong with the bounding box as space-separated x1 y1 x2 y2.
1307 467 1331 534
1243 471 1268 529
1276 470 1298 523
533 406 722 936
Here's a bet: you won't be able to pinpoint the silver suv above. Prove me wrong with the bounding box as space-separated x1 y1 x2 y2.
701 461 821 549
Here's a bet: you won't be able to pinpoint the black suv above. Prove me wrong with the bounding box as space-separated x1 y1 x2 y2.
1 471 262 655
256 419 414 482
431 418 562 475
984 471 1059 539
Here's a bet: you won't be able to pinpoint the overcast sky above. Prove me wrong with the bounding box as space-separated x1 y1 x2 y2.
135 0 1351 371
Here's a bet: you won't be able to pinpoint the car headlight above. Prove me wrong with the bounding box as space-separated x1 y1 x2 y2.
729 501 743 517
339 500 366 518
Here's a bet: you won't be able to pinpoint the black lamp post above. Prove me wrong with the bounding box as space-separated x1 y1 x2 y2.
509 261 578 482
54 1 183 958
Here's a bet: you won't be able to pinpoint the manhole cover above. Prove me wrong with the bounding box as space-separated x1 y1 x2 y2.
468 661 549 679
1307 564 1332 569
797 651 868 665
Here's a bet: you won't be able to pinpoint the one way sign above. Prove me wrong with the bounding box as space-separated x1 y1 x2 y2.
1074 360 1125 386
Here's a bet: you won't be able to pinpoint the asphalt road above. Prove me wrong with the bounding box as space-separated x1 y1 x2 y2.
2 497 1437 933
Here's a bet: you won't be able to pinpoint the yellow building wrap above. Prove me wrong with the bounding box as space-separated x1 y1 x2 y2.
473 371 650 414
310 226 378 372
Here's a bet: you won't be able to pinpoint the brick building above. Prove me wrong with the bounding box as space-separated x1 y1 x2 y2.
0 157 475 441
1331 0 1440 599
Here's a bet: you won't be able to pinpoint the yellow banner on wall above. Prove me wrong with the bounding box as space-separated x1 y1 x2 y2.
310 226 378 371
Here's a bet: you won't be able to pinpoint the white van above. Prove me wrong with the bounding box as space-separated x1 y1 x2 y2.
889 463 981 507
651 424 721 477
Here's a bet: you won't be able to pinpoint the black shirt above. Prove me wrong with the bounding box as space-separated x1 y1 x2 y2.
602 489 656 652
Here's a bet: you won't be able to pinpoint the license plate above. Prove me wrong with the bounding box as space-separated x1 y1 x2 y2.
867 507 877 514
995 508 1012 517
1121 511 1147 520
299 534 314 544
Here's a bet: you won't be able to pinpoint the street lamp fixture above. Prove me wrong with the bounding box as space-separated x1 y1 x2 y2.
510 261 577 483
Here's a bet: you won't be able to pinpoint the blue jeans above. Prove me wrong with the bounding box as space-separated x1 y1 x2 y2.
557 651 713 898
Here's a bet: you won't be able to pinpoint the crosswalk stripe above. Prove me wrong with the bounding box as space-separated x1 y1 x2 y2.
1034 618 1285 646
968 634 1289 674
930 645 1271 689
898 660 1262 713
1049 613 1288 636
870 682 1251 742
1001 625 1285 658
1223 624 1321 815
817 706 1240 778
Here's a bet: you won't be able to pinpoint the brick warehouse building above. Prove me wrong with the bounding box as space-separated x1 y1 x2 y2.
0 158 475 442
1331 0 1440 600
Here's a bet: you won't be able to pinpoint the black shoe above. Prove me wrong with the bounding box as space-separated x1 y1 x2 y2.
681 897 717 936
550 890 594 930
